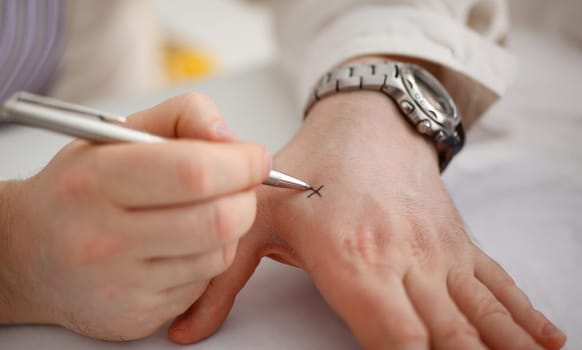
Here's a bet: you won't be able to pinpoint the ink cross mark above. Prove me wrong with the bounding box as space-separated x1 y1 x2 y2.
307 185 324 199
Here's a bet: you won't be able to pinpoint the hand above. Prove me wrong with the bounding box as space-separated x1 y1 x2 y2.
167 91 566 349
0 93 271 340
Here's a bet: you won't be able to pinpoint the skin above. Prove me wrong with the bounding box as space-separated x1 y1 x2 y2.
0 93 271 340
0 72 568 348
167 91 567 350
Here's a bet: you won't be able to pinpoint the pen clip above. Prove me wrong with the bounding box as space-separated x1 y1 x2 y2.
7 91 127 124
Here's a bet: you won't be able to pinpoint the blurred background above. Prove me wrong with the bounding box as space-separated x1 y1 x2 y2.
153 0 275 82
3 0 580 105
154 0 582 81
103 0 582 102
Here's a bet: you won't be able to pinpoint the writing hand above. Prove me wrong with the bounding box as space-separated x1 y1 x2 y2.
0 94 270 340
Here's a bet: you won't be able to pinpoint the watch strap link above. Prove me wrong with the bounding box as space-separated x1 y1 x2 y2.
305 62 398 116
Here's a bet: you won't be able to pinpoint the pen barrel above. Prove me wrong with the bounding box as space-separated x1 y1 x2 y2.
2 99 165 144
1 92 311 191
262 170 311 190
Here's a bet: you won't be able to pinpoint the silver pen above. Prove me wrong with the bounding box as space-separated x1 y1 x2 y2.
0 92 312 191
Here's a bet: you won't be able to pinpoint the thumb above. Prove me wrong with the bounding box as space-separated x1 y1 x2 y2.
167 234 262 344
125 93 238 141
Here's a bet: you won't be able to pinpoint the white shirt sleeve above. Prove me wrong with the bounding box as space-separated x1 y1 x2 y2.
273 0 517 127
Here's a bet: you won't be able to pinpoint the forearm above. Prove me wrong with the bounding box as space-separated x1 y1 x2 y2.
0 180 50 325
302 89 438 174
0 180 20 323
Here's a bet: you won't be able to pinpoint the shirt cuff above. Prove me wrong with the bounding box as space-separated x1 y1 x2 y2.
295 5 517 127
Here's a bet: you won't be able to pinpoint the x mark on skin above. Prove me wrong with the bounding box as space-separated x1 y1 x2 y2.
307 185 324 198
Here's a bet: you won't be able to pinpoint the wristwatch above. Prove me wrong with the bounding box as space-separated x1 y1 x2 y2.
304 60 464 171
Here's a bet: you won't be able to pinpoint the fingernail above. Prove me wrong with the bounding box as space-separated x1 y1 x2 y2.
542 322 564 337
215 123 238 141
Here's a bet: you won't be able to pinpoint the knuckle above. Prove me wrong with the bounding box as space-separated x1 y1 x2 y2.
95 280 131 305
170 284 207 312
180 93 215 115
242 144 267 185
236 192 257 232
176 156 211 195
518 342 543 350
116 308 163 340
55 167 98 201
512 338 544 350
338 199 403 272
341 227 393 272
528 309 552 336
392 321 429 345
62 233 127 266
203 249 232 277
181 92 211 106
67 291 162 341
491 270 524 302
447 270 473 294
439 319 479 344
407 221 440 265
221 242 238 269
491 263 517 287
475 296 510 322
211 199 239 242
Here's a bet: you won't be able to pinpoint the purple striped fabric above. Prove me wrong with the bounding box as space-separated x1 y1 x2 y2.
0 0 64 103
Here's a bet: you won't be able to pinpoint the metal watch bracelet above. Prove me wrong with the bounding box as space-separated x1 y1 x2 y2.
304 60 464 171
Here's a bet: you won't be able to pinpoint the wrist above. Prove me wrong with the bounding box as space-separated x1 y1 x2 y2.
303 89 440 176
0 180 53 325
0 180 21 323
270 89 445 226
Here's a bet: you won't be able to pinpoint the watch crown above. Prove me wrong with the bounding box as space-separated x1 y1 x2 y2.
400 100 415 114
434 130 446 142
416 120 432 134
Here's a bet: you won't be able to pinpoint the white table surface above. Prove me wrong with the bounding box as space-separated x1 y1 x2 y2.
1 30 581 349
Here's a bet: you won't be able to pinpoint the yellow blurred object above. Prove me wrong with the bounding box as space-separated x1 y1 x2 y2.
164 44 217 82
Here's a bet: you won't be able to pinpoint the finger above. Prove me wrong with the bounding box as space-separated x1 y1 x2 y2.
125 93 238 141
94 140 270 207
146 241 238 291
310 267 429 350
474 253 567 350
448 271 544 350
157 280 210 321
404 268 486 350
127 191 256 257
168 232 263 344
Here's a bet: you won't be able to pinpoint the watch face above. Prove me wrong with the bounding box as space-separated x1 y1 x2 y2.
411 66 455 118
